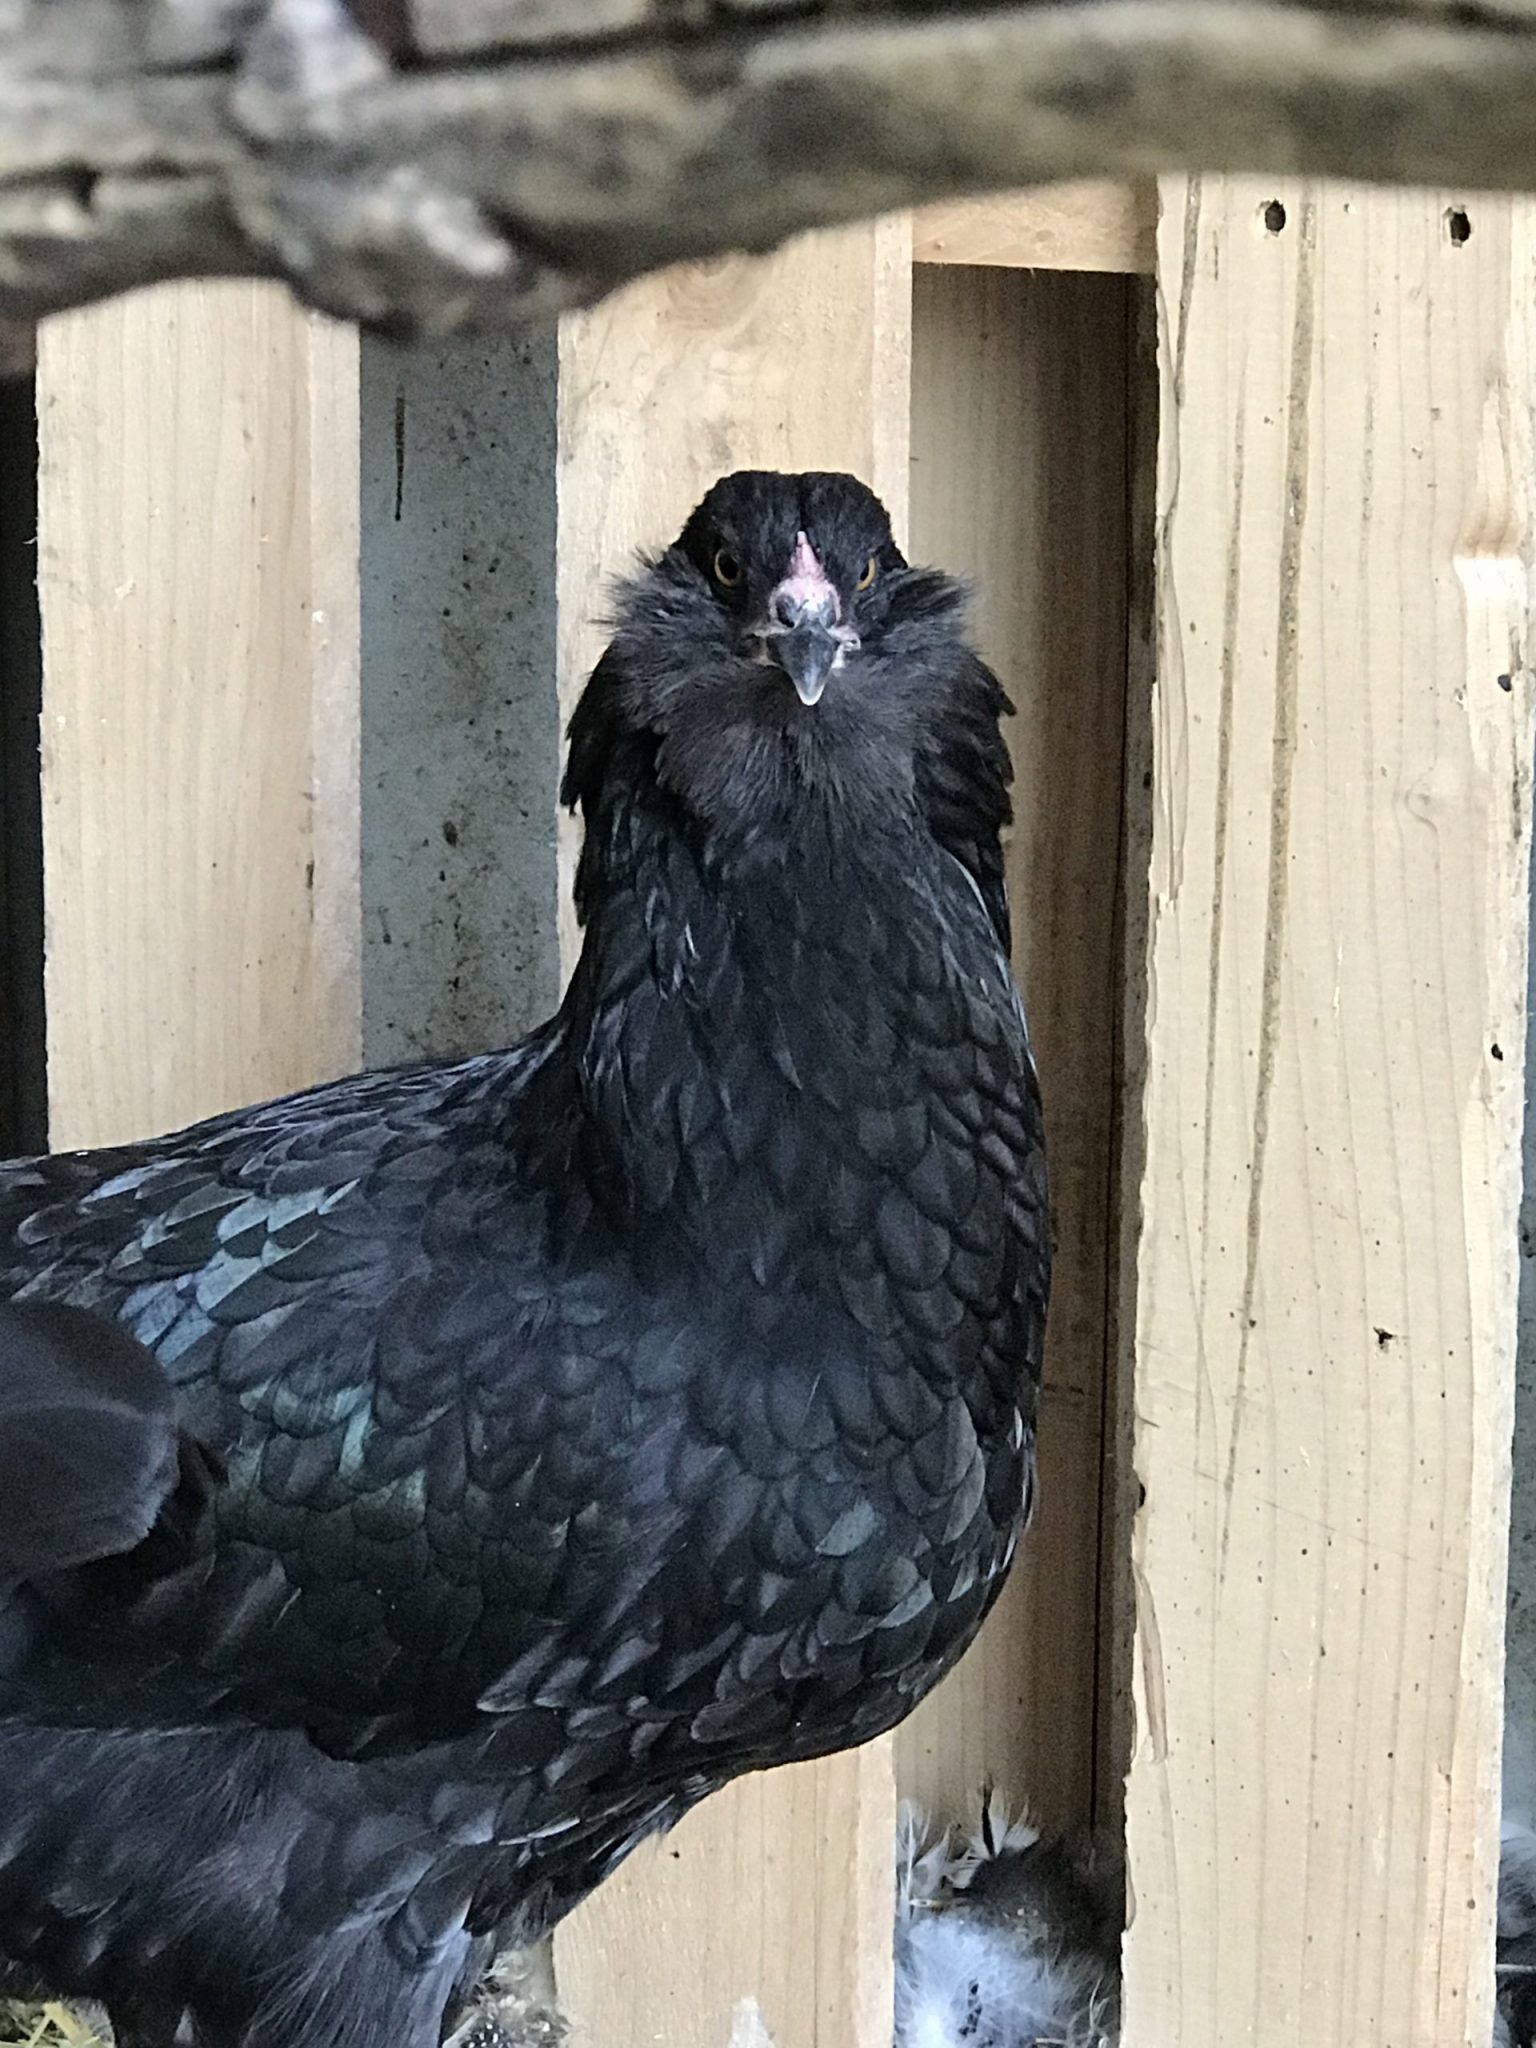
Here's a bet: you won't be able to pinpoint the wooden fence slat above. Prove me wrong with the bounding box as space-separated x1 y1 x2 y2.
37 281 361 1146
551 216 911 2048
912 182 1156 275
1121 177 1536 2048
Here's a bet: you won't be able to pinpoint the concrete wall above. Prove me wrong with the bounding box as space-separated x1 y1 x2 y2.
1508 837 1536 1754
359 333 561 1071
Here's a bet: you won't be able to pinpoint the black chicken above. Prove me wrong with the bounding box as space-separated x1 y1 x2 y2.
1499 1724 1536 2048
0 471 1049 2048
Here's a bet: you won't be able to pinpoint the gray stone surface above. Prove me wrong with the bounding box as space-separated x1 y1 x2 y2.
358 336 567 2027
359 332 561 1070
1510 839 1536 1755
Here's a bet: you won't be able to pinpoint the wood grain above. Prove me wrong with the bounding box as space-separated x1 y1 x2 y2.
37 282 361 1147
551 217 911 2048
1121 177 1536 2048
903 264 1137 1832
913 182 1157 274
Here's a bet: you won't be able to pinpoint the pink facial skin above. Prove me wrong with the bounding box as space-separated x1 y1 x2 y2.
754 531 863 704
770 532 841 624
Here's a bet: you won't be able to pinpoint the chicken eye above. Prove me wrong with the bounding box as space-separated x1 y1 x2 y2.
856 556 878 592
713 549 744 589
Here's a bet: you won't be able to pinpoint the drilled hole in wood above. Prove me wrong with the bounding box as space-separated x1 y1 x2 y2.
63 167 99 213
1263 199 1287 235
1447 208 1473 246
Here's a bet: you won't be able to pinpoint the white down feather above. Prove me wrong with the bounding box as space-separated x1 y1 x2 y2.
893 1797 1117 2048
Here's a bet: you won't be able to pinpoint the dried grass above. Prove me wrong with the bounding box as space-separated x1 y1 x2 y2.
0 1956 566 2048
0 2003 108 2048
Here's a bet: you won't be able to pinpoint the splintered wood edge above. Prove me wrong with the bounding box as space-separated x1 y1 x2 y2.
911 182 1158 274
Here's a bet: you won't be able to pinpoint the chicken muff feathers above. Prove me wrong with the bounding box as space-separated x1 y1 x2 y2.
0 472 1049 2048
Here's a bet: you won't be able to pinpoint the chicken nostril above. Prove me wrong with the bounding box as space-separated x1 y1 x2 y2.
770 583 837 630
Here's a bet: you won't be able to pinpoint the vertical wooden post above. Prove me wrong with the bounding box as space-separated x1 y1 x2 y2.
1121 178 1536 2048
551 218 910 2048
35 281 360 1144
904 265 1139 1833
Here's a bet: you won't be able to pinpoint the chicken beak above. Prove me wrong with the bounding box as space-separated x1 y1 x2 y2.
774 621 839 707
764 533 844 705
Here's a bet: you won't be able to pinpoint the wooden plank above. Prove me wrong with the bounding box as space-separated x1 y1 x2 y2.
912 181 1157 274
36 282 361 1147
551 216 911 2048
902 265 1135 1833
1121 177 1536 2048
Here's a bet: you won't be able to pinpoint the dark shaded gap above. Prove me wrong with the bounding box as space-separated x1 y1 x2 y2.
1092 272 1159 1839
0 370 45 1156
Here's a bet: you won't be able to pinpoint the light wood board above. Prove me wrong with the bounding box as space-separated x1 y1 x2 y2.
551 217 911 2048
37 281 361 1146
1121 176 1536 2048
904 265 1137 1832
913 181 1157 275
